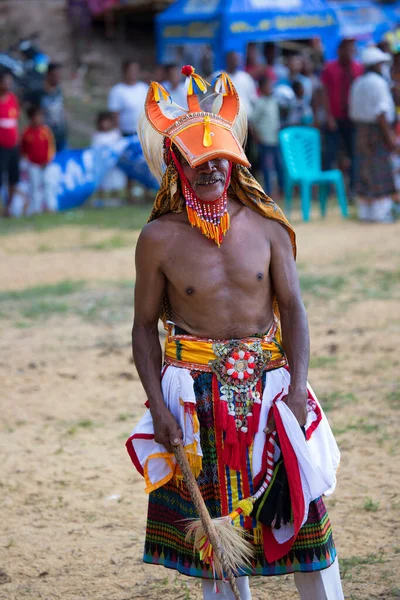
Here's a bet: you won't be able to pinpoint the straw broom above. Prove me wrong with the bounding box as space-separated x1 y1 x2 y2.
177 431 279 592
173 443 251 600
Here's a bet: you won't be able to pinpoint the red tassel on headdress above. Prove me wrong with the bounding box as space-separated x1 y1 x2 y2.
181 65 195 77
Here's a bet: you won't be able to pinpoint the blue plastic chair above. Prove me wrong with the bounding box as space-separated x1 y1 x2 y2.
279 127 348 221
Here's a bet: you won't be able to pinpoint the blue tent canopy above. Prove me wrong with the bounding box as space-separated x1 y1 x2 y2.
328 1 393 50
156 0 340 69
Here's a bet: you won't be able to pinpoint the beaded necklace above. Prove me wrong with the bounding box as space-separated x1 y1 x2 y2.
171 150 232 247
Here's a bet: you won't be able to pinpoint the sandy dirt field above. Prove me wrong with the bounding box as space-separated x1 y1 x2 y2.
0 210 399 600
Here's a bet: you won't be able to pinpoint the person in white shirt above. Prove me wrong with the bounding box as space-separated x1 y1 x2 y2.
108 60 147 202
350 46 396 222
223 51 258 118
251 76 283 196
91 111 126 206
162 64 187 108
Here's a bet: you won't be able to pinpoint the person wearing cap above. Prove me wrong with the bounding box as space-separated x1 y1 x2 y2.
126 66 344 600
320 39 363 196
350 46 396 222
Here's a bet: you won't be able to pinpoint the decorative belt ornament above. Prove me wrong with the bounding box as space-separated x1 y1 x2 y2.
209 340 272 470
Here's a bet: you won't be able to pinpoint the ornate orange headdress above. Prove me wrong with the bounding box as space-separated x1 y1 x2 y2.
139 65 295 255
146 65 250 171
139 65 251 246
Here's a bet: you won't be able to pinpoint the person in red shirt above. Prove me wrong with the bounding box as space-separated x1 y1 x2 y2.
320 39 363 196
21 105 56 215
0 71 20 217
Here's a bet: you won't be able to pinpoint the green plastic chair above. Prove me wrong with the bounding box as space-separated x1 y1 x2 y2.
279 126 348 221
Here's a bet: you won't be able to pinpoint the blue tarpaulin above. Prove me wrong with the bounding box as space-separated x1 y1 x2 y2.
328 1 393 50
156 0 340 67
156 0 400 66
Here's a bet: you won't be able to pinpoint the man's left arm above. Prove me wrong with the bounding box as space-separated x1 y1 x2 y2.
269 221 309 426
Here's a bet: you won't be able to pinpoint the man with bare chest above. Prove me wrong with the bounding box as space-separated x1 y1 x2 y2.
127 67 343 599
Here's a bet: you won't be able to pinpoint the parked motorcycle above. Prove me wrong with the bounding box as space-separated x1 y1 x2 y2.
0 32 49 93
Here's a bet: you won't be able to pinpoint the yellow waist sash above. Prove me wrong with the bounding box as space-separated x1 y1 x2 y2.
164 318 287 372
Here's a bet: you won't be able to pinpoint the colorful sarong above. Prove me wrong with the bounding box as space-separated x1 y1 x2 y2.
127 323 340 578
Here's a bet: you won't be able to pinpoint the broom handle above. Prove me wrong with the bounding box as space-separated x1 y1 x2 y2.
173 444 241 600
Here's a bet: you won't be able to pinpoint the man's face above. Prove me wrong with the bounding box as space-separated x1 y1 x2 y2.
182 157 231 203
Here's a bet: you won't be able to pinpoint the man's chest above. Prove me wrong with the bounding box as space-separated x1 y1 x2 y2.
162 223 271 292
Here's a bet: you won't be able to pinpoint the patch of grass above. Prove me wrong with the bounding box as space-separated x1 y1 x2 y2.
387 389 400 410
37 243 51 252
299 273 347 297
332 419 380 436
339 551 385 579
391 587 400 598
363 497 380 512
14 320 32 329
85 235 131 251
319 391 358 412
0 280 86 302
21 301 69 320
117 413 134 422
0 206 149 236
309 356 338 369
66 419 95 435
77 296 114 321
111 279 135 289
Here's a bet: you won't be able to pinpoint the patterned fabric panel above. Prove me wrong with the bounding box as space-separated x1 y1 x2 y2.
144 372 336 578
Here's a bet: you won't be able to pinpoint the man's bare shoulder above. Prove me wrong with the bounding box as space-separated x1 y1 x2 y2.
136 212 187 254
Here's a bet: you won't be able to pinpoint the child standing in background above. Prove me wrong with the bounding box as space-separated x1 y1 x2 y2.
251 76 284 196
21 105 56 215
91 111 126 206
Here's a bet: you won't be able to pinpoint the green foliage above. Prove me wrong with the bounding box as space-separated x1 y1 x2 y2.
363 497 380 512
299 273 347 297
339 551 385 579
0 206 150 236
309 356 338 369
0 280 86 302
319 391 358 412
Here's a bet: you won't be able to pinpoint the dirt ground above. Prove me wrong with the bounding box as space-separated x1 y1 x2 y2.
0 210 399 600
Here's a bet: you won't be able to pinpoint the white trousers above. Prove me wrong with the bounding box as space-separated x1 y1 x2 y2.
201 558 344 600
27 162 56 214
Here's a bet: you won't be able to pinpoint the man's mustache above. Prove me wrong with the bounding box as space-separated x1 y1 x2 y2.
194 174 225 185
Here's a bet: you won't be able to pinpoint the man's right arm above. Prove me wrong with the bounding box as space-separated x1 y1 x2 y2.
132 225 183 452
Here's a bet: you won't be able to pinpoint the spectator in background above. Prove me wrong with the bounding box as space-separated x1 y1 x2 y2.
287 80 314 126
277 55 312 106
91 110 126 206
320 39 363 196
162 64 187 108
350 46 396 222
108 60 147 203
246 42 276 86
251 75 283 196
0 71 20 217
222 51 258 117
21 105 56 215
28 63 67 152
108 60 147 136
